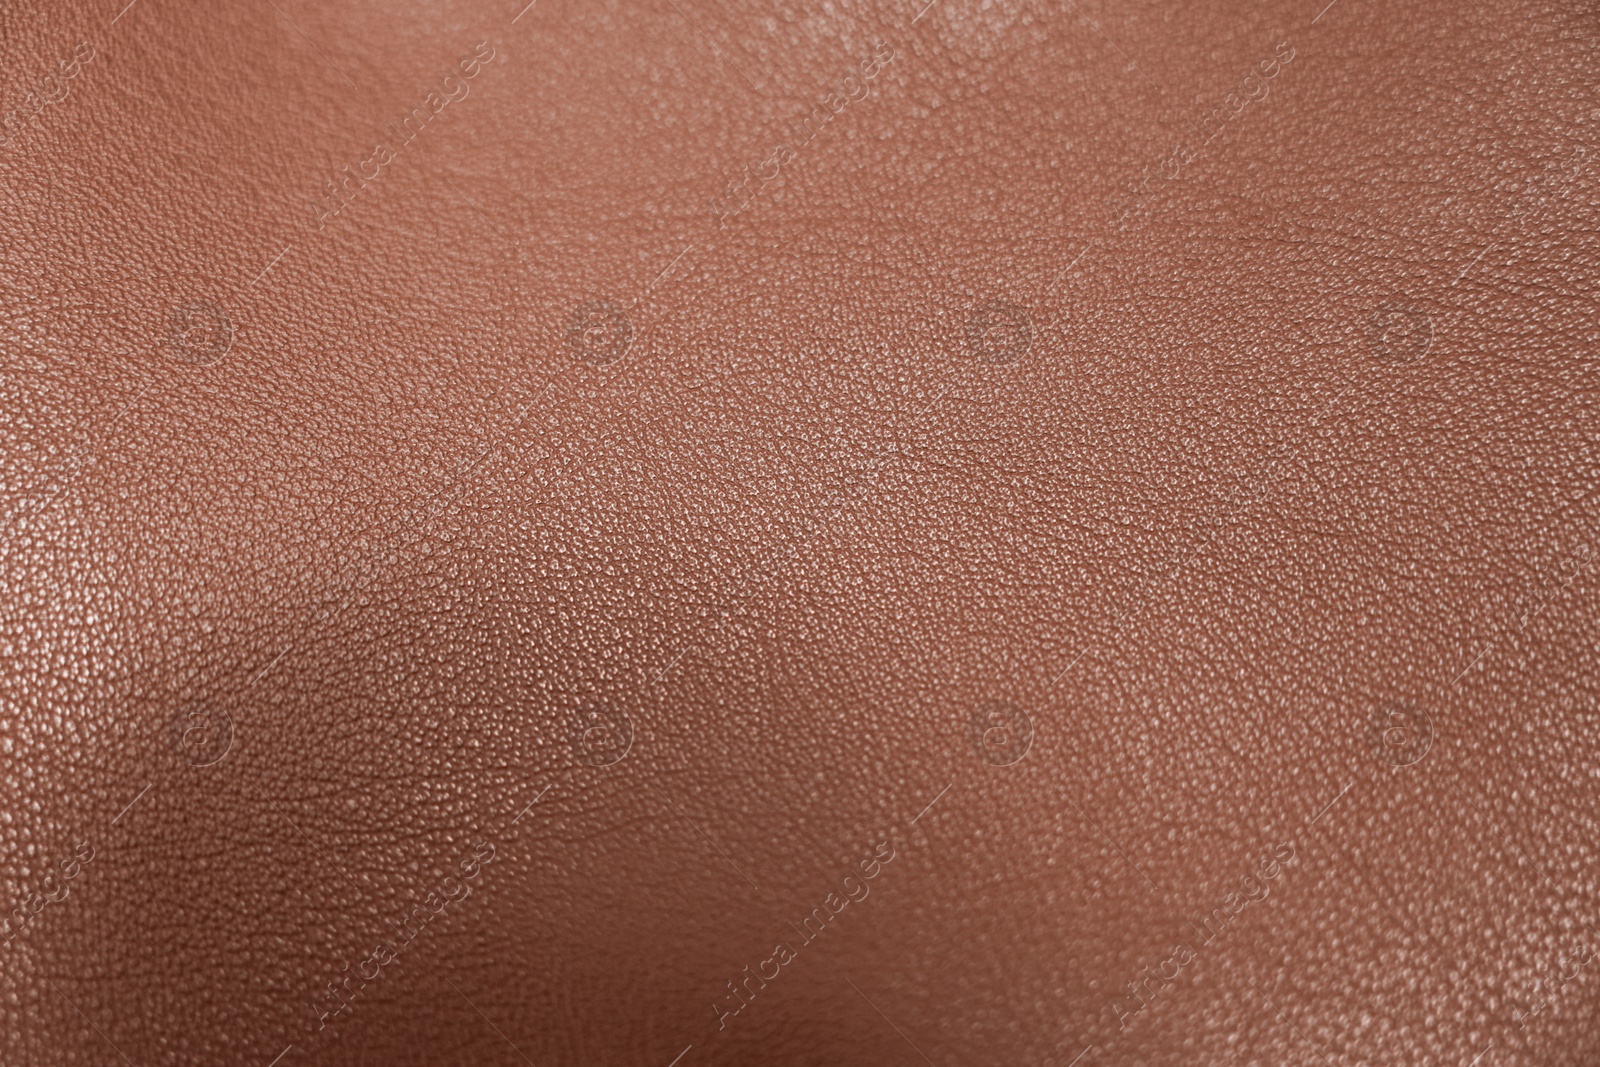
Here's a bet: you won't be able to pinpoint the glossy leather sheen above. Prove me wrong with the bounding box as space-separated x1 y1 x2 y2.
2 0 1596 1064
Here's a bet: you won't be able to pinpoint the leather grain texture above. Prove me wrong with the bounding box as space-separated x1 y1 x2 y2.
1 0 1598 1065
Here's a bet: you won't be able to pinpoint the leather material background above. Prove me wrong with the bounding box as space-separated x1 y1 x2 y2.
2 0 1597 1064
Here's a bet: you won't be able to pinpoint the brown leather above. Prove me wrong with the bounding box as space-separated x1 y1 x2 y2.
3 0 1597 1064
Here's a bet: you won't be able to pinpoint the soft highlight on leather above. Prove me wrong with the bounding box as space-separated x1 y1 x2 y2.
1 0 1597 1065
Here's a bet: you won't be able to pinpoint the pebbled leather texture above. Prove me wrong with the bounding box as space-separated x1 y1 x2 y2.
2 0 1598 1064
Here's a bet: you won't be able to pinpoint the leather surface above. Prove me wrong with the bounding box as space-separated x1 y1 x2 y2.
2 0 1598 1065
